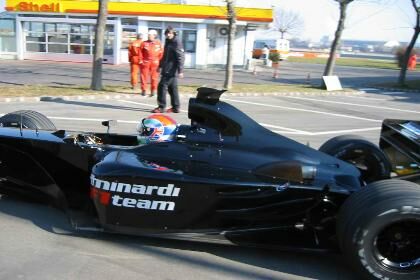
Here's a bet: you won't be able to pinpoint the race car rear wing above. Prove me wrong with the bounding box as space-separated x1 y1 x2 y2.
379 119 420 179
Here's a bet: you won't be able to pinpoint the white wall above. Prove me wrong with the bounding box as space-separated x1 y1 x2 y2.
195 23 207 68
185 0 273 8
233 26 245 65
206 24 246 66
136 0 273 8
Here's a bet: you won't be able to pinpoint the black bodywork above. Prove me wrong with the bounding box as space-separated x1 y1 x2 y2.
0 89 380 251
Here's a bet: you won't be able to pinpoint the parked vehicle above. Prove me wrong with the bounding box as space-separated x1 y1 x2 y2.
252 39 290 60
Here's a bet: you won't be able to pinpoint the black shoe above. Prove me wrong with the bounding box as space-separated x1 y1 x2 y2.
141 91 146 96
150 92 156 97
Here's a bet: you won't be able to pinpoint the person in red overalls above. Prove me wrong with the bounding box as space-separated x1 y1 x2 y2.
128 33 143 90
408 53 417 71
139 30 163 96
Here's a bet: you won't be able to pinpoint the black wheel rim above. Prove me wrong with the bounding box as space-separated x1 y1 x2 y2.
335 147 382 183
373 220 420 272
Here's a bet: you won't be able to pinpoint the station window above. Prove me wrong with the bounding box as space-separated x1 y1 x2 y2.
104 25 114 55
148 21 163 29
121 27 137 49
121 17 137 26
26 42 45 52
70 34 90 45
0 19 17 53
145 22 197 53
26 32 46 43
23 22 113 55
182 30 196 53
71 45 91 55
49 33 67 44
48 44 68 53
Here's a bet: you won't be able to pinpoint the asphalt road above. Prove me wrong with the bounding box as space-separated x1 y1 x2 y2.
0 88 419 280
1 59 420 88
0 195 353 280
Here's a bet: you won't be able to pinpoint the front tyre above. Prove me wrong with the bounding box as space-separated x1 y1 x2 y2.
338 180 420 280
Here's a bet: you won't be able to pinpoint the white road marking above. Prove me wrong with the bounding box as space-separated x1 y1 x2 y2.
48 116 138 124
310 127 381 136
222 98 382 122
1 113 380 136
120 100 312 134
340 95 386 101
260 123 311 134
118 100 189 113
273 127 380 136
281 96 420 114
272 131 310 135
359 88 379 91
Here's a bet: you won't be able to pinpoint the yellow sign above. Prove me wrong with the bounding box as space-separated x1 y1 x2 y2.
5 0 272 23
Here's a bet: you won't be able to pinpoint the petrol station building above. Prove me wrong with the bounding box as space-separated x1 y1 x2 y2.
0 0 272 68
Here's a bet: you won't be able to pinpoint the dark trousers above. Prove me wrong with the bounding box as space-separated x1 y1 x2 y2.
157 75 180 109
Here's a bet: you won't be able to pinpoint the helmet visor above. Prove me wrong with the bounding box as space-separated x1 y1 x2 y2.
140 119 156 136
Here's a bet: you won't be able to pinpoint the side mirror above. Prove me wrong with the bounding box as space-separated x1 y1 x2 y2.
102 120 118 133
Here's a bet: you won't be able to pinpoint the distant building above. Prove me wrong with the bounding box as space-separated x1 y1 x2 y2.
383 40 400 48
0 0 272 68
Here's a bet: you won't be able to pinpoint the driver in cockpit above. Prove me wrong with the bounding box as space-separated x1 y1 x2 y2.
137 114 178 144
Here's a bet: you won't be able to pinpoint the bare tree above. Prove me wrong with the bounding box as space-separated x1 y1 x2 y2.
273 8 304 39
323 0 354 79
224 0 236 90
398 0 420 86
90 0 109 91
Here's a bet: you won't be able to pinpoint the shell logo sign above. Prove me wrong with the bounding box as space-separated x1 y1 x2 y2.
15 2 60 12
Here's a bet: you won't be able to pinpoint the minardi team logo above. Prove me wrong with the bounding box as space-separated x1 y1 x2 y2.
90 175 180 211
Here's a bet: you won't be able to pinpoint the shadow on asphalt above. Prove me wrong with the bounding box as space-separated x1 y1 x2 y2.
360 89 420 104
0 195 357 280
0 68 128 84
41 98 152 112
0 80 25 86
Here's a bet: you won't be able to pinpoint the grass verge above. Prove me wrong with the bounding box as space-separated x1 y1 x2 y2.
0 83 356 97
288 56 417 71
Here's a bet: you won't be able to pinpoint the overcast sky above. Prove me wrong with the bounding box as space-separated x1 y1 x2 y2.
0 0 416 42
269 0 415 42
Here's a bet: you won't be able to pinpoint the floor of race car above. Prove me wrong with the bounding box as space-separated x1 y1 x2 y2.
1 89 419 279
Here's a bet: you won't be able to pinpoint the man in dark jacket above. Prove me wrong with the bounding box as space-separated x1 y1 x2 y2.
152 26 185 113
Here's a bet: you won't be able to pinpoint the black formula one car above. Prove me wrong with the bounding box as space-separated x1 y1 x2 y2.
0 88 419 280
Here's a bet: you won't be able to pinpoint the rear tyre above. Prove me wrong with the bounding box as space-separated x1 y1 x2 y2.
0 110 56 130
319 135 391 183
338 179 420 280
